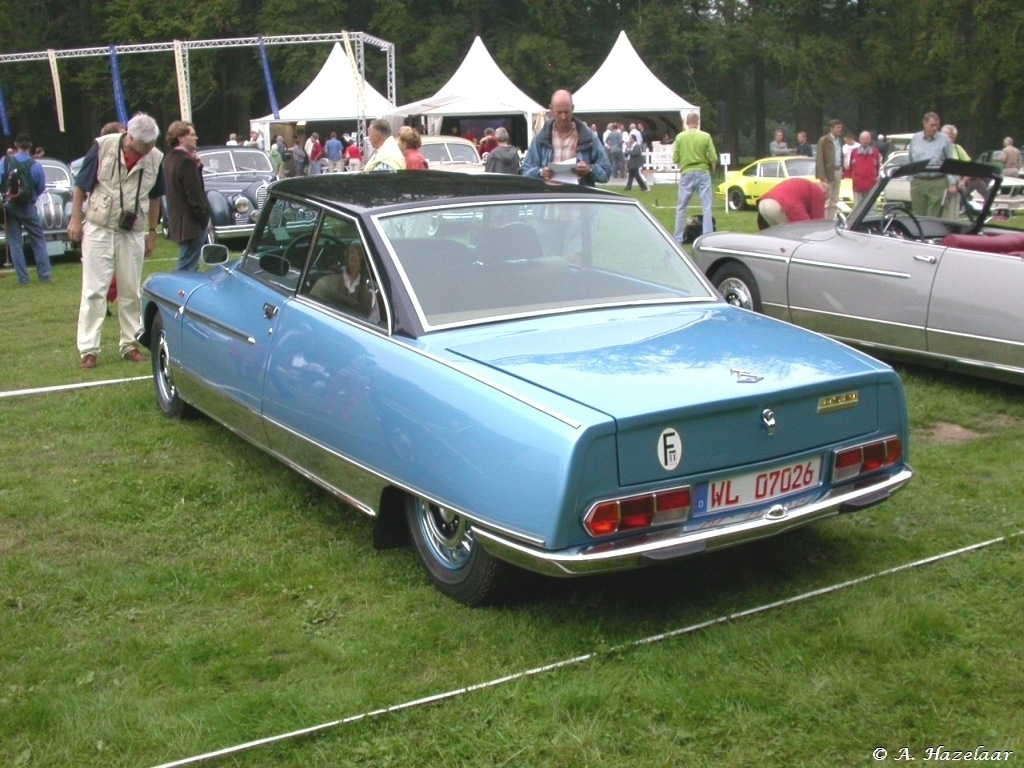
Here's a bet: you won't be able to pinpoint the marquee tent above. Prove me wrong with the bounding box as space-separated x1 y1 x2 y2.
249 42 391 143
388 37 546 146
572 31 699 134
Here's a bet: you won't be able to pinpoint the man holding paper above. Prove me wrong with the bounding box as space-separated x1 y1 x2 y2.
522 89 611 186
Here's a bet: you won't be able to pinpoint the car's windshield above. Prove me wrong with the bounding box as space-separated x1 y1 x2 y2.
201 149 273 174
42 163 72 189
376 199 714 329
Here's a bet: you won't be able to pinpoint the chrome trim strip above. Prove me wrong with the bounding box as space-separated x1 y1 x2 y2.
789 257 910 279
258 412 548 546
927 325 1024 351
473 467 914 577
791 305 922 333
210 223 255 237
696 244 791 264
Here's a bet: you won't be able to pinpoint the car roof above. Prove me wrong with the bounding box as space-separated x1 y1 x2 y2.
270 170 616 211
421 135 477 147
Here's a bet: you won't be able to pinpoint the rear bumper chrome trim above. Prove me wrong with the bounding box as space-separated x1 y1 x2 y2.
474 466 914 577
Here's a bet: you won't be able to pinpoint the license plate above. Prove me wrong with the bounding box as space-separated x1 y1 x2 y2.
695 457 823 516
63 241 75 252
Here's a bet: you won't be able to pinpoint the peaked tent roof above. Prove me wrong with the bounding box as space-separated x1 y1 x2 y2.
572 31 698 117
251 42 391 130
389 37 547 142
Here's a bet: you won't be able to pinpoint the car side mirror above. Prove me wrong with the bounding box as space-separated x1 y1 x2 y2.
201 243 230 265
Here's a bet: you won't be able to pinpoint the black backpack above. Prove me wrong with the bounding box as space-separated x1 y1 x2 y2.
2 157 34 205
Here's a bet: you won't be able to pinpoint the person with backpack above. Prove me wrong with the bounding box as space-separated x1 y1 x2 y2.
0 133 53 285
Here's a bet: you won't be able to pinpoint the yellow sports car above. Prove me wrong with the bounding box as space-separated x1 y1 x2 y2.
718 156 853 211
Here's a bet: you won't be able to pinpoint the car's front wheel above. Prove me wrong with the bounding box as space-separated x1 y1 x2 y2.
710 262 763 313
727 187 747 211
151 311 196 419
405 494 513 606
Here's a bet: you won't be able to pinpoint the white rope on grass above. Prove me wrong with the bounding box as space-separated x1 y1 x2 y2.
0 376 151 400
150 529 1023 768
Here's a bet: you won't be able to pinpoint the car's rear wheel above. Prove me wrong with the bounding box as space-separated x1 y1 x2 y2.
727 187 747 211
711 262 763 313
151 311 196 419
405 494 513 606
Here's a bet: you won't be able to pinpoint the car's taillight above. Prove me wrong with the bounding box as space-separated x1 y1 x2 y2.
583 487 692 538
832 437 903 483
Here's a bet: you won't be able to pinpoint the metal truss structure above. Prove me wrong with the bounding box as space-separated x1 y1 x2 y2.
0 32 396 138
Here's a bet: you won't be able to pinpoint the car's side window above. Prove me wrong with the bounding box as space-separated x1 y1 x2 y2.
239 197 321 293
300 212 383 327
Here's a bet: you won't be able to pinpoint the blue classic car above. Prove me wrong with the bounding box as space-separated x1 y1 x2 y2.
139 172 913 605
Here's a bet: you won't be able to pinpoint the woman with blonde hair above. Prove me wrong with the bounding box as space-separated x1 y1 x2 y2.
398 126 429 170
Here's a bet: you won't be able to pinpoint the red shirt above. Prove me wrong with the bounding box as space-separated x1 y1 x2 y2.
848 146 882 193
760 179 826 222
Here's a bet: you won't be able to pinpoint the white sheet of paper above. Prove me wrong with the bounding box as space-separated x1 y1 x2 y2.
549 159 579 183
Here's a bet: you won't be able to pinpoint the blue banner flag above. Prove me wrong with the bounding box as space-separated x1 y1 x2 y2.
109 45 129 125
258 35 280 120
0 84 10 137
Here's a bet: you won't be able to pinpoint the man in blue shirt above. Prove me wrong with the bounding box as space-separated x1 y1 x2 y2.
907 111 957 218
0 133 53 285
324 131 344 173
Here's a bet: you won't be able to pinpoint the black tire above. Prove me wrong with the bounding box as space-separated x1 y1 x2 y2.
710 262 763 313
727 187 747 211
405 494 513 606
151 312 196 419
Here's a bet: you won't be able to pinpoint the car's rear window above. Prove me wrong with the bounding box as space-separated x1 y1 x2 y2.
376 199 714 329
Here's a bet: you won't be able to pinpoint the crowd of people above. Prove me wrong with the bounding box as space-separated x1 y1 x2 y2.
7 94 1019 374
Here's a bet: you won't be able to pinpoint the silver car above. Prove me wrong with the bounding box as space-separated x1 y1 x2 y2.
692 158 1024 385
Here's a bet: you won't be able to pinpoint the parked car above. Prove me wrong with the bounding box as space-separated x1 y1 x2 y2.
976 149 1004 169
418 135 486 173
879 151 911 206
139 171 913 605
693 157 1024 385
0 157 77 259
165 146 276 243
719 156 853 211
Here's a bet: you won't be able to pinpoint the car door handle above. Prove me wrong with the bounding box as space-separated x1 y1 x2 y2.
914 254 937 264
263 303 279 319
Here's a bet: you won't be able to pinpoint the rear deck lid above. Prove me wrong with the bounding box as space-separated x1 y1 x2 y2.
448 306 893 485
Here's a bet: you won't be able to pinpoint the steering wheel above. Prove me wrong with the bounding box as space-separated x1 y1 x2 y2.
283 232 347 268
879 204 924 239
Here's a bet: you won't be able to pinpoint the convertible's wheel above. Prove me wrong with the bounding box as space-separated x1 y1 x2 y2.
405 494 512 606
727 187 747 211
711 262 763 313
151 312 195 419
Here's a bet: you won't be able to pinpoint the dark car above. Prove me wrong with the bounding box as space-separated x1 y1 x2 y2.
162 146 276 244
0 157 78 260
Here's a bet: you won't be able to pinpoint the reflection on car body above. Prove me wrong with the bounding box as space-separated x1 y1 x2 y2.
694 157 1024 385
140 171 912 605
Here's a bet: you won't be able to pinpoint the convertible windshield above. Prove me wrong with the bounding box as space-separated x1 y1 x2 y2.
377 199 714 328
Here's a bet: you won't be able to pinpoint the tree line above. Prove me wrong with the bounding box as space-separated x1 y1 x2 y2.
1 0 1021 162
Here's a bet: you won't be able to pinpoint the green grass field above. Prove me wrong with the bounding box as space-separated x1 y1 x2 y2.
2 196 1022 767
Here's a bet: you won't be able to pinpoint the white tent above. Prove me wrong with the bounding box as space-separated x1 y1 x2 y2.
388 37 546 146
250 42 391 143
572 31 699 127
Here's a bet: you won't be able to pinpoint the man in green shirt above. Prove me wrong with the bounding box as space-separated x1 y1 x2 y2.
673 112 718 244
